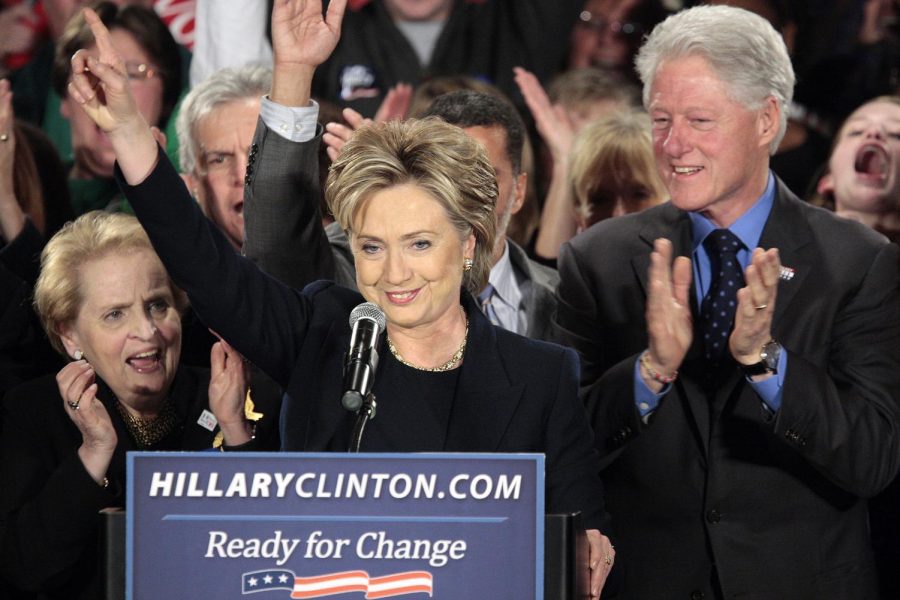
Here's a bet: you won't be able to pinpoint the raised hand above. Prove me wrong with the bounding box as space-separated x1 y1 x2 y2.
643 238 693 390
323 106 371 161
68 7 157 184
68 8 140 135
270 0 347 106
513 66 575 163
515 66 580 259
373 82 413 123
56 360 117 485
208 337 253 446
729 247 781 368
272 0 346 68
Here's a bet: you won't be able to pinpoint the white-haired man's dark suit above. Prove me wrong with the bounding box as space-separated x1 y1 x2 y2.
555 177 900 598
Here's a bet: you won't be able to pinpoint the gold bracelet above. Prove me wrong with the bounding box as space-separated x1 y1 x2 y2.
640 350 678 384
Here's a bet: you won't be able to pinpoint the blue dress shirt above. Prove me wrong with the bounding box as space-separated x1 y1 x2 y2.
634 173 787 417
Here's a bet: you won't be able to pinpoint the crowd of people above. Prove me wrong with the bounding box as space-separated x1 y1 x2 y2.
0 0 898 598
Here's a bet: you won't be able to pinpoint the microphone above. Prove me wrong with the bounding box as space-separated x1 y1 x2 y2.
341 302 386 412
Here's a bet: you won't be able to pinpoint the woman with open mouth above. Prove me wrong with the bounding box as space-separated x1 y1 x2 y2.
0 211 281 598
816 95 900 243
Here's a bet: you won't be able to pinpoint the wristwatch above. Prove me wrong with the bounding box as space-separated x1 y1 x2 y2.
740 340 782 377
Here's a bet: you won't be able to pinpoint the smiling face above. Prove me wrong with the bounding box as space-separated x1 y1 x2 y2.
824 100 900 215
59 249 182 410
648 54 778 227
351 183 475 333
62 28 164 179
189 97 261 249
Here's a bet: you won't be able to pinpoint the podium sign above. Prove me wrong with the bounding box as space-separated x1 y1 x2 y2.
127 452 544 599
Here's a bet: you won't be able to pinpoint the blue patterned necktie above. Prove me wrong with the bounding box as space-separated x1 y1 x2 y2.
700 229 745 363
478 283 501 327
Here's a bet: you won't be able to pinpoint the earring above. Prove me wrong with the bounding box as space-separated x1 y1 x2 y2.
463 258 474 272
73 349 83 361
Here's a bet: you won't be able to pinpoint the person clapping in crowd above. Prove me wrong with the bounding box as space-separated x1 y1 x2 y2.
0 211 280 598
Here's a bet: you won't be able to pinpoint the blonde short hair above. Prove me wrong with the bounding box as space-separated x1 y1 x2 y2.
34 211 188 354
325 118 497 296
570 110 666 223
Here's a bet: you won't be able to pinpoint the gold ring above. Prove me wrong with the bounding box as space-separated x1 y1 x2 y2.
0 133 8 142
68 400 81 410
754 304 767 311
604 554 613 566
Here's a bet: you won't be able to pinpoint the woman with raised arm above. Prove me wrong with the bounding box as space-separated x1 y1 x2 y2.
68 1 617 596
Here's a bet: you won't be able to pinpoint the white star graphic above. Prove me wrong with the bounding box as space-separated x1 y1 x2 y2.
248 577 258 587
263 575 273 584
279 574 289 583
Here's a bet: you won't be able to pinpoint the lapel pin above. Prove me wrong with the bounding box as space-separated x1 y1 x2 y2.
779 266 795 281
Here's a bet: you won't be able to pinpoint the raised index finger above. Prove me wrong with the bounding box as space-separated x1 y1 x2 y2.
82 7 125 71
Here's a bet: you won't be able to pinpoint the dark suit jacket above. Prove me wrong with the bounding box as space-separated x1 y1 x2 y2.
118 149 609 530
243 119 561 342
555 178 900 599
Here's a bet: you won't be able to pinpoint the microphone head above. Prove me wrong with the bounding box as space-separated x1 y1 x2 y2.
348 302 386 333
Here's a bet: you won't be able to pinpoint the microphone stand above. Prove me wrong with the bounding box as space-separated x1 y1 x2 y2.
348 392 377 453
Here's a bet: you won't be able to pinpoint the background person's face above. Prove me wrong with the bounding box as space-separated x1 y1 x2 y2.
59 248 182 409
62 28 164 179
827 101 900 214
463 125 524 261
191 97 262 249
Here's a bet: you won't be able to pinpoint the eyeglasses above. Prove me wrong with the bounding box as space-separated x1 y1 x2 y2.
124 61 158 81
578 11 643 37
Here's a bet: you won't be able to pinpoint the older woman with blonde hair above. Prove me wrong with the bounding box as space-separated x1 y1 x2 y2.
0 211 278 598
64 2 617 596
569 109 667 231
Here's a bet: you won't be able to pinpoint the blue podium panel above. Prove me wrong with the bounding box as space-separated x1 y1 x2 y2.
127 452 544 599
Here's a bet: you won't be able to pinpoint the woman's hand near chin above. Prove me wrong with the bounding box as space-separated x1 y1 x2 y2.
56 360 117 486
67 7 158 185
209 337 253 446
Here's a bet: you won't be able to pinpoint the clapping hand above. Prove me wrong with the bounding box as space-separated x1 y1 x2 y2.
209 336 254 446
57 359 117 485
323 83 413 159
729 247 781 370
643 238 693 390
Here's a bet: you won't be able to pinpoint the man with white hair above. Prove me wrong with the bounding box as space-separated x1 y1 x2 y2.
555 5 900 598
176 64 271 249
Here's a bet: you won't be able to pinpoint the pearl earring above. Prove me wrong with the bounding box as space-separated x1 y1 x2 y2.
463 258 474 272
73 350 84 361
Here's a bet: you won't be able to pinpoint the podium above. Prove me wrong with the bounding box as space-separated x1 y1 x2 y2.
102 511 590 600
107 452 593 599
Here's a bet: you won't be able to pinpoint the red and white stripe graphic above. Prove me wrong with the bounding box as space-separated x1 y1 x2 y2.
290 570 433 599
367 571 433 599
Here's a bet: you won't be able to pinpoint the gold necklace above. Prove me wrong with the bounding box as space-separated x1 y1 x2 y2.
388 312 469 372
115 396 178 448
